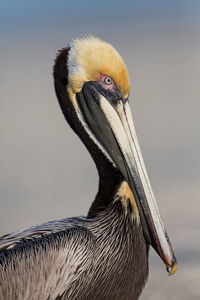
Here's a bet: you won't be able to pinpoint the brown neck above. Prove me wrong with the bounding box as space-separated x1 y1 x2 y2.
54 47 124 219
88 159 124 218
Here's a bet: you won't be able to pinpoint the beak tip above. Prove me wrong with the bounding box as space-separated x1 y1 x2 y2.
166 259 178 275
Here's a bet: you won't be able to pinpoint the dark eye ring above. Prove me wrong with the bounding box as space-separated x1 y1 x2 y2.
104 76 112 85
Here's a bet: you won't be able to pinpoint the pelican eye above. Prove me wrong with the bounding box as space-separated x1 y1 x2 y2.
104 76 113 85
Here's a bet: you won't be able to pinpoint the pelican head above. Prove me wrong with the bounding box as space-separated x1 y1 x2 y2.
54 36 177 275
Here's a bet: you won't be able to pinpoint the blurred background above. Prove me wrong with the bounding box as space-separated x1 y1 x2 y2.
0 0 200 299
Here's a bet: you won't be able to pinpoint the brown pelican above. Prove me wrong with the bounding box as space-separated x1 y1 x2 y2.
0 36 177 300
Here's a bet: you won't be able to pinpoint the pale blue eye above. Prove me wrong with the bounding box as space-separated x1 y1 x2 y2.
104 77 112 85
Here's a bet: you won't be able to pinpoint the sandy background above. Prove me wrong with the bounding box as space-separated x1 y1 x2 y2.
1 1 200 298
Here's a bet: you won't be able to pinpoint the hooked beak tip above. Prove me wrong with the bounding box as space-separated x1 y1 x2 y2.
166 258 178 275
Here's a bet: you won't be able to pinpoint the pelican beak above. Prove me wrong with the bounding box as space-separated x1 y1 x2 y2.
76 82 177 275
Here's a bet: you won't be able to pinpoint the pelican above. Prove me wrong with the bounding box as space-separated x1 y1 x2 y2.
0 36 177 300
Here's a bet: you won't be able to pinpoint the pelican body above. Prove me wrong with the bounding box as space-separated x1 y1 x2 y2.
0 37 177 300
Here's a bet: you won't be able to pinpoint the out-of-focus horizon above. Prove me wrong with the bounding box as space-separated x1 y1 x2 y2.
1 1 200 299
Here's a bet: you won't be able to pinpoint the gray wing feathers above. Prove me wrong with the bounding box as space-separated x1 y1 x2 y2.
0 217 86 252
0 226 95 300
